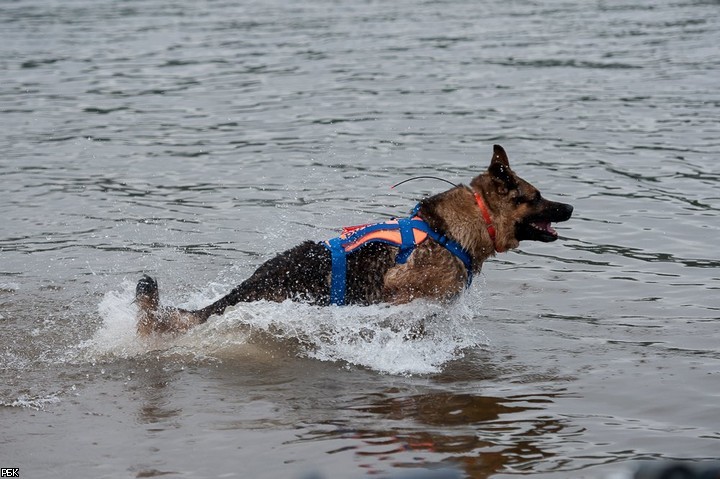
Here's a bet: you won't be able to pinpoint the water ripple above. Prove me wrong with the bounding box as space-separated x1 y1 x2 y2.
2 0 720 476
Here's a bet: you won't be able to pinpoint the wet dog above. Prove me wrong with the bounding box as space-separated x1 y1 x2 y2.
135 145 573 336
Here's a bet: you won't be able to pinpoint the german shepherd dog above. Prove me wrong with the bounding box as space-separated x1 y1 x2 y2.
135 145 573 336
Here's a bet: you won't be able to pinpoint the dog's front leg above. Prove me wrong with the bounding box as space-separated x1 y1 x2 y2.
382 262 466 304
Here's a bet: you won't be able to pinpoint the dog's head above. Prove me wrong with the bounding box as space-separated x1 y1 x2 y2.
470 145 573 251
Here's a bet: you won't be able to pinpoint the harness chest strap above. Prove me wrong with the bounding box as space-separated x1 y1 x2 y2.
322 213 473 306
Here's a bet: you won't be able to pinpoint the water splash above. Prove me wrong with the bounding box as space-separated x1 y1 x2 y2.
84 280 490 375
79 281 149 360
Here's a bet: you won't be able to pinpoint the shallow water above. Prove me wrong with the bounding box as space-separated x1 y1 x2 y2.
1 0 719 477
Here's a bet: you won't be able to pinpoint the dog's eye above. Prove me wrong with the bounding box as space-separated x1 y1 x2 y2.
514 192 541 205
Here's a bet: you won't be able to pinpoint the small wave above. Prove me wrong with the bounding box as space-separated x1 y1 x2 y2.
1 392 62 411
0 282 20 293
84 280 490 375
490 58 642 69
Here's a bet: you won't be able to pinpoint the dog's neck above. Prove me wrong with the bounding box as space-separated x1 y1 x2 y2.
472 191 499 252
417 186 500 269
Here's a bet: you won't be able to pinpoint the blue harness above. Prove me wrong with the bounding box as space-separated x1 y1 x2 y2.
321 206 473 305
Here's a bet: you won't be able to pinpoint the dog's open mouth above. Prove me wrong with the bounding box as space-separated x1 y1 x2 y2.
516 200 573 243
530 221 557 238
519 220 559 242
517 219 558 242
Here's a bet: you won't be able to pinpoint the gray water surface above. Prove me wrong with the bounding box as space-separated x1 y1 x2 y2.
1 0 719 478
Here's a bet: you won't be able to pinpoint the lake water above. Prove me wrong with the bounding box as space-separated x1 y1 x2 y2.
1 0 719 477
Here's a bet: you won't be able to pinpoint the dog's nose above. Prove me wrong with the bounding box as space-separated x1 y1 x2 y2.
549 201 573 222
560 203 573 220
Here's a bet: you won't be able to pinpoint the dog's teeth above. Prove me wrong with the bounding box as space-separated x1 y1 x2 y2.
532 222 557 235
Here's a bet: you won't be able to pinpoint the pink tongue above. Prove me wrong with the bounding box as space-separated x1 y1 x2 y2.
535 221 557 235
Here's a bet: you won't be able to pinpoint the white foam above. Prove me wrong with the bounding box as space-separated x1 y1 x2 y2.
84 279 489 375
223 297 489 375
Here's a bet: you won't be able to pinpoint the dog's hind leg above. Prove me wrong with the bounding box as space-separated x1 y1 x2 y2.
134 241 333 335
135 275 209 336
135 275 161 336
193 240 335 317
193 283 254 320
134 274 271 336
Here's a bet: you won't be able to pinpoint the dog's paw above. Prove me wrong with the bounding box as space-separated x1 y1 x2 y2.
135 275 161 336
136 274 157 295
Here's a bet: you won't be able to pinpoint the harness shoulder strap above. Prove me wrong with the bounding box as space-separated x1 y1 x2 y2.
395 217 419 264
324 236 347 306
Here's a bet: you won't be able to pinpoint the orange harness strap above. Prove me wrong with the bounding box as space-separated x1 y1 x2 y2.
338 217 429 253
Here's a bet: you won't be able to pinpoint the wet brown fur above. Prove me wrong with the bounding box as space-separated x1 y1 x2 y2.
135 145 573 336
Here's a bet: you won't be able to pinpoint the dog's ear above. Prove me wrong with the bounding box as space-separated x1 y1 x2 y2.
488 144 516 192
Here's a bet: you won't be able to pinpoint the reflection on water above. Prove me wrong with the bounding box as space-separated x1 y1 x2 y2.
132 362 184 428
298 391 574 478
